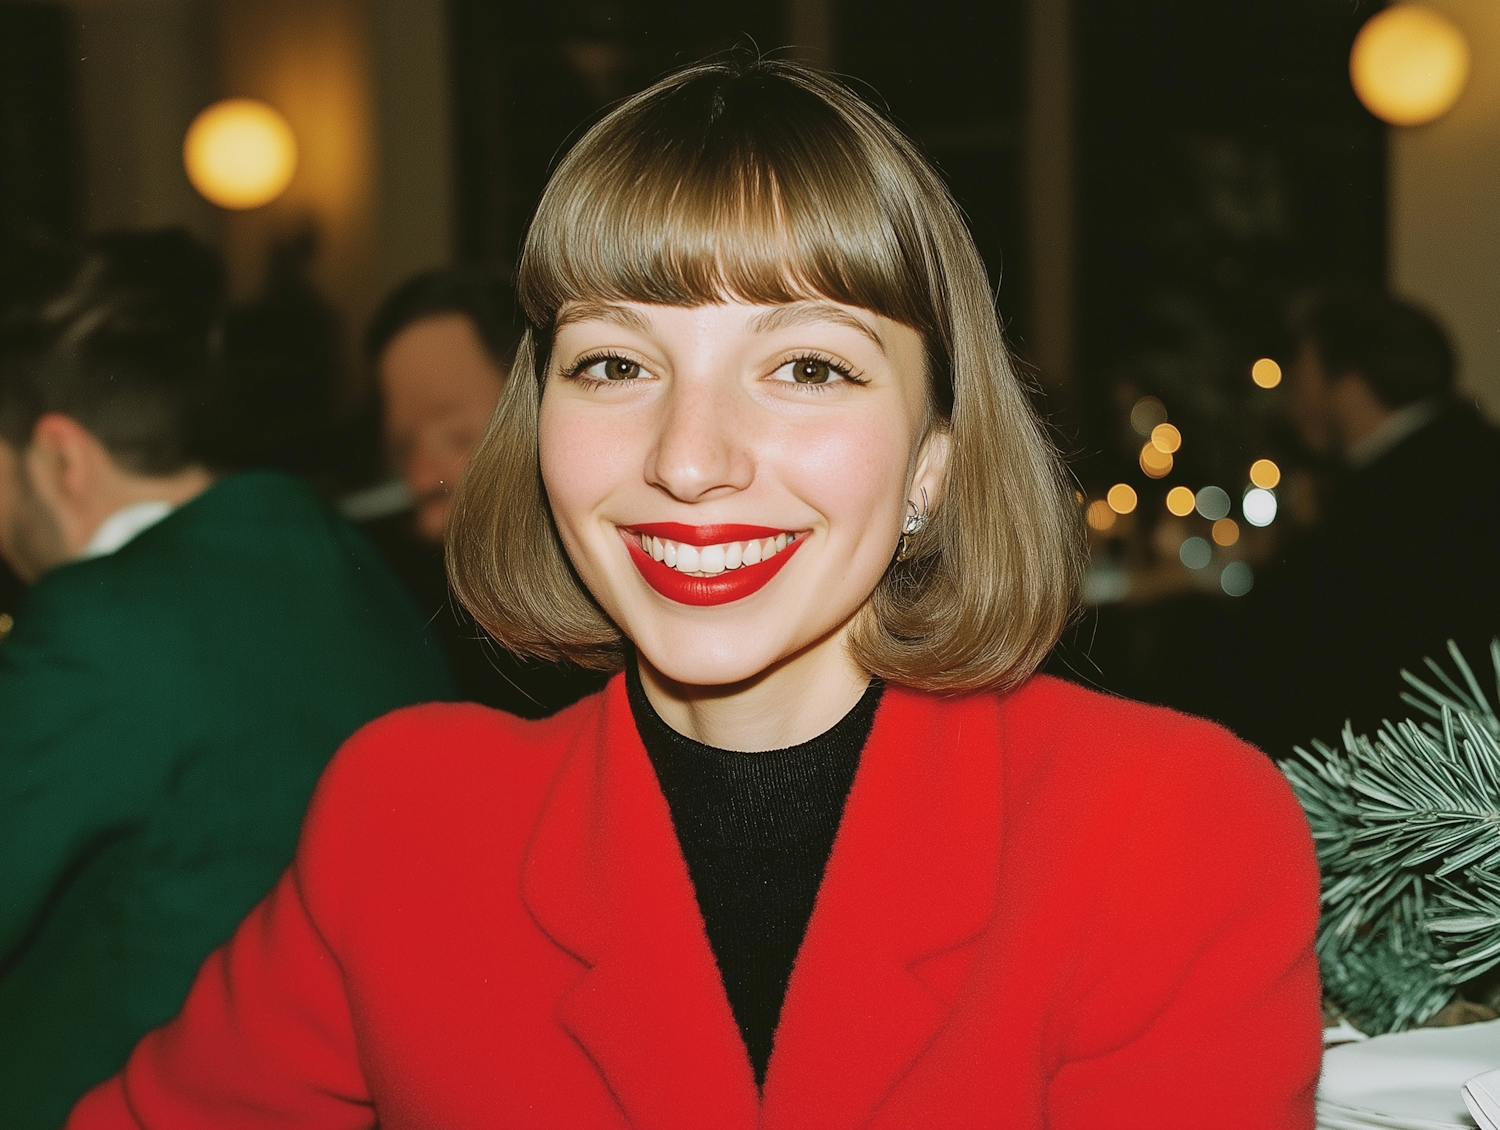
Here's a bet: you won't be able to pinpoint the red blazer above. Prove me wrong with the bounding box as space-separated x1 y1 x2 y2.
69 675 1321 1129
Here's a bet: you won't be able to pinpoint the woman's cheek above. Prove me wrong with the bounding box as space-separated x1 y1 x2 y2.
539 399 624 524
779 412 910 530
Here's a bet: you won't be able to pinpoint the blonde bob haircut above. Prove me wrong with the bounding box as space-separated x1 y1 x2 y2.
449 56 1084 693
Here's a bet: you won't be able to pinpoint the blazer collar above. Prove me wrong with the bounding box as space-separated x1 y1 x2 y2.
521 675 1005 1130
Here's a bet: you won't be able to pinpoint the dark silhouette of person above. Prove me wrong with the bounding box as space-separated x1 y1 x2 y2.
1227 289 1500 756
0 229 453 1128
358 268 606 717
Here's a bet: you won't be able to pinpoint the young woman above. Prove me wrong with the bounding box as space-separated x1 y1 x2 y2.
68 59 1321 1130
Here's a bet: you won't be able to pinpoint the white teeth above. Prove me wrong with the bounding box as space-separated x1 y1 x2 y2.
636 532 794 576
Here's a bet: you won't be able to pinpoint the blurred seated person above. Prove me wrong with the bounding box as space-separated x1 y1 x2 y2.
0 229 454 1129
1226 289 1500 756
361 269 605 715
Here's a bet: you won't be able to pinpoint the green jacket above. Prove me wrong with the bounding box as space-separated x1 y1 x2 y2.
0 471 454 1128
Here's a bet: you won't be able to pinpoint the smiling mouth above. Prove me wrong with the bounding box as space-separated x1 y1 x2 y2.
621 523 805 606
635 530 794 576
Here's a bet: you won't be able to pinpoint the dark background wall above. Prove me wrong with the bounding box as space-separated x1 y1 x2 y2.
1072 0 1386 491
0 3 77 286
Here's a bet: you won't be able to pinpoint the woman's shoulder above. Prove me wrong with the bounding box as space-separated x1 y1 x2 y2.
1001 673 1281 781
991 674 1312 866
304 688 612 842
897 673 1307 853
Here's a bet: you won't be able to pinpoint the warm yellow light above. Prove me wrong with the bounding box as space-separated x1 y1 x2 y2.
1350 5 1470 126
184 99 298 210
1150 423 1182 454
1140 443 1173 479
1251 358 1282 389
1249 458 1282 489
1085 499 1117 532
1212 517 1240 547
1165 485 1196 516
1106 483 1138 515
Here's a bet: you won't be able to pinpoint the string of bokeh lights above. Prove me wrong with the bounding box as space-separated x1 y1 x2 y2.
1084 356 1284 598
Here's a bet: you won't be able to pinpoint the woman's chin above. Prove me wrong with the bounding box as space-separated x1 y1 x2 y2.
633 638 789 691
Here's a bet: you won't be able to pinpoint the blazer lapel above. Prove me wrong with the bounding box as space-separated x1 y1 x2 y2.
760 687 1006 1130
521 676 760 1130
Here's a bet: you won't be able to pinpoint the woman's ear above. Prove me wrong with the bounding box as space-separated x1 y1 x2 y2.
909 424 952 513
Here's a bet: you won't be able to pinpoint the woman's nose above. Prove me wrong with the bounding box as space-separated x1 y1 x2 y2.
644 378 755 503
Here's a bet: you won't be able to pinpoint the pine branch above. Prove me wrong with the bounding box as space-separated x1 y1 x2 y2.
1280 639 1500 1033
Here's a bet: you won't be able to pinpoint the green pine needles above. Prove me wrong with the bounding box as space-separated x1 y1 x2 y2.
1280 639 1500 1034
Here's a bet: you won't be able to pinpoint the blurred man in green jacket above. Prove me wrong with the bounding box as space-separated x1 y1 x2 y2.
0 231 454 1129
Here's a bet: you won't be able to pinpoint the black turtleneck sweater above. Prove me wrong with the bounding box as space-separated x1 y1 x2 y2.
626 664 882 1086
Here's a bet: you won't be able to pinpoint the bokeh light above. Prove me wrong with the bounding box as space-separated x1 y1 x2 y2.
1350 5 1470 127
1129 396 1168 437
1212 517 1240 546
1179 536 1212 570
1194 485 1231 521
1150 423 1182 454
1165 486 1196 517
1243 487 1278 527
1140 443 1173 478
1106 483 1138 514
1251 358 1282 389
1086 499 1117 532
1220 560 1254 597
1249 458 1282 489
183 98 298 210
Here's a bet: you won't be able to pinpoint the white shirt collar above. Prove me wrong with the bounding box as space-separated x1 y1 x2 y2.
80 500 176 560
1346 398 1442 469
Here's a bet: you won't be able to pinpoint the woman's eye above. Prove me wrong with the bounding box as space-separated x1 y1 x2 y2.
772 356 856 386
574 356 644 381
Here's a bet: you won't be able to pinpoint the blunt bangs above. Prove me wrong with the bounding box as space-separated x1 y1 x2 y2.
518 63 953 414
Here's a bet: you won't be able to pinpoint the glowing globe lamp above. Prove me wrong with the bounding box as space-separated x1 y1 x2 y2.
183 99 297 210
1350 5 1470 126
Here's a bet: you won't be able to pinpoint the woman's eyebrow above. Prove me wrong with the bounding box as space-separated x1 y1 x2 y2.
748 303 886 354
554 302 653 333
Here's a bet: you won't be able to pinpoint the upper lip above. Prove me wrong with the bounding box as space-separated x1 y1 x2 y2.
626 522 794 546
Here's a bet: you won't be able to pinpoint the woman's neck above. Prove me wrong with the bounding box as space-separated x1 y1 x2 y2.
636 634 870 752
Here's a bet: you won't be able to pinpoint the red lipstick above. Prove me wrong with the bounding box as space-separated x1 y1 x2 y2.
623 525 803 606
